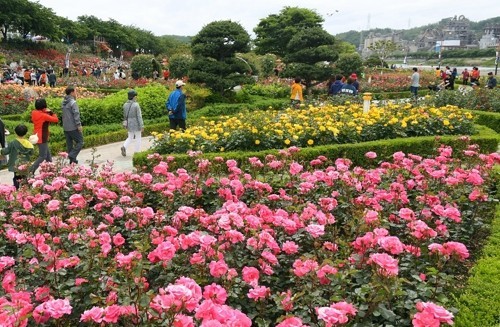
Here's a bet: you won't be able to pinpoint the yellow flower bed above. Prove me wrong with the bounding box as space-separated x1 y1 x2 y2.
152 103 474 154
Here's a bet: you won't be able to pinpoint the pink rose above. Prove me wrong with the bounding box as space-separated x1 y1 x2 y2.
112 233 125 246
80 307 105 323
305 224 325 238
47 199 61 211
365 151 377 159
247 286 270 301
242 266 260 287
369 253 399 277
208 260 229 278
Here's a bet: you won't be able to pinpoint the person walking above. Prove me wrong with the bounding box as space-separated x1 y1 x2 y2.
0 124 34 189
121 90 144 157
31 98 59 173
62 86 84 164
290 77 303 109
410 67 420 99
166 80 187 130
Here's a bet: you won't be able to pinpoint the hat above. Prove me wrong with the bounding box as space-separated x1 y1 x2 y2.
350 73 357 79
175 80 185 87
127 89 137 100
488 72 493 75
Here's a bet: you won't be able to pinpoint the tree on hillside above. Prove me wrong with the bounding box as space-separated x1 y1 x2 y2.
253 7 323 57
254 8 338 90
189 20 254 95
368 40 400 67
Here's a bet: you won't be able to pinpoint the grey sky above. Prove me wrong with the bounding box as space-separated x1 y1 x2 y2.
37 0 497 37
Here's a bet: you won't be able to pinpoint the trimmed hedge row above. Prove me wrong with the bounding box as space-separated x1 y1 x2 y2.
470 109 500 133
133 124 499 171
454 202 500 327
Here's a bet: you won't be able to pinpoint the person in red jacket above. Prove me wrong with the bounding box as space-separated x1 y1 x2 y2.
31 98 59 173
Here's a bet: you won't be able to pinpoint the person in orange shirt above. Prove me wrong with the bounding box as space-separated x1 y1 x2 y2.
290 77 303 109
31 98 59 173
470 67 480 85
23 69 31 86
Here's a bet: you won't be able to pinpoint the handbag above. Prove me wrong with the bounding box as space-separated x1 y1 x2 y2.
123 103 132 129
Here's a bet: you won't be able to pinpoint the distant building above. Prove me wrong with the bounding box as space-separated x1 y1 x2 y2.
413 15 476 52
479 24 500 49
362 31 402 57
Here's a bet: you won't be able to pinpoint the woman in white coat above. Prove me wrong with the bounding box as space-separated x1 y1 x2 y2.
121 90 144 157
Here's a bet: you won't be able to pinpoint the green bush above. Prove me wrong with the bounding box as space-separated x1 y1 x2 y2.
130 54 156 78
22 84 170 125
469 110 500 133
454 203 500 327
426 88 500 113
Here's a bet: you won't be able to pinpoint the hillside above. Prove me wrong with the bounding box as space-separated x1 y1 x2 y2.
336 16 500 46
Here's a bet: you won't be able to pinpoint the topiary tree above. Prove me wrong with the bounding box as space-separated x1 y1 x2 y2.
130 54 155 78
254 8 338 90
335 52 363 78
189 20 254 95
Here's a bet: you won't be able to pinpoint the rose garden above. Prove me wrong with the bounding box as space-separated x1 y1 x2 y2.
1 6 500 327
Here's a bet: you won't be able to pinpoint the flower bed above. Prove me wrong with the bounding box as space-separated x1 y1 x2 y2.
360 71 437 93
152 104 475 154
0 144 498 326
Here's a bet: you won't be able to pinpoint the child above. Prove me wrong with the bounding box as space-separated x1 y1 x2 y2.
0 124 34 189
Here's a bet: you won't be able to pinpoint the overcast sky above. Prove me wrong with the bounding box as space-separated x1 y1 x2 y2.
37 0 497 37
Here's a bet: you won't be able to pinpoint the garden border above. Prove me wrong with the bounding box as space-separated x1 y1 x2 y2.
454 201 500 327
133 124 499 170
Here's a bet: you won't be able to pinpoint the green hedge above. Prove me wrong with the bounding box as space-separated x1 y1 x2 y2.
21 84 170 126
189 98 288 119
469 109 500 133
133 124 499 171
454 202 500 327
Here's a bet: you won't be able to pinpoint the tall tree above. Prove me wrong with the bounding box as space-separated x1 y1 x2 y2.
253 7 323 57
0 0 28 41
282 27 338 90
190 20 254 95
255 8 338 90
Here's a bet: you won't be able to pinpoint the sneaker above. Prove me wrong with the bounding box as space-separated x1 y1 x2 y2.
121 146 126 157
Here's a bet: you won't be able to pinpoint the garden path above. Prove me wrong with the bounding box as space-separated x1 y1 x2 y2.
0 136 154 186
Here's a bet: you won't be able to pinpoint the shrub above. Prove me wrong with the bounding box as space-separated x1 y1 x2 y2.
0 144 498 326
130 54 156 78
454 204 500 326
150 103 476 154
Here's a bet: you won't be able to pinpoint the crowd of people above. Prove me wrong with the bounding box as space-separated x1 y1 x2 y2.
429 66 497 91
0 78 189 189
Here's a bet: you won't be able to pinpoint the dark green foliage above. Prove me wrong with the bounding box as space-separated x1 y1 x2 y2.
334 52 364 78
253 7 323 57
190 20 254 95
169 54 193 79
130 54 156 78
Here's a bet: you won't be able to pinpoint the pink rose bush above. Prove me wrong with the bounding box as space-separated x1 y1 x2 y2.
0 143 498 325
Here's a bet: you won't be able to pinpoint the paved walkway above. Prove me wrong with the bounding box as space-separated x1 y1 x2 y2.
0 136 154 186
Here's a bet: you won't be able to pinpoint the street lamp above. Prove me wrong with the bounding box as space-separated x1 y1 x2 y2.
495 44 499 76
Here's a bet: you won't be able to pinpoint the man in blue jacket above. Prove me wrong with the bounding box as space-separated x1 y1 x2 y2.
165 80 187 130
166 80 187 130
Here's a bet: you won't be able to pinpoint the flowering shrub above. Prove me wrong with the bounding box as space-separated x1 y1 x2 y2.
152 103 475 154
0 142 498 326
0 85 31 115
360 71 437 93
